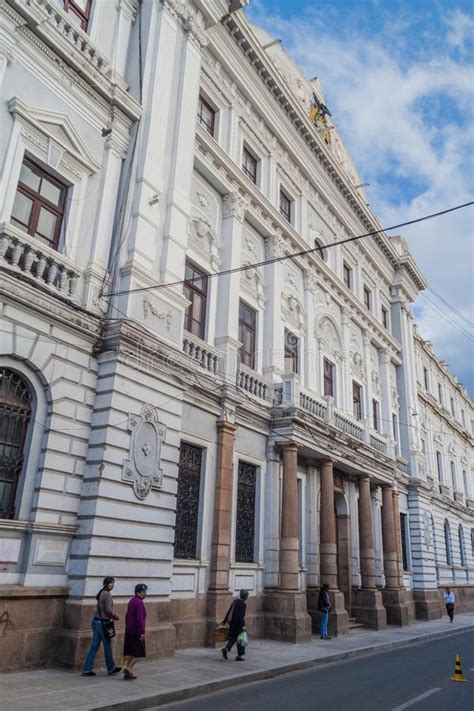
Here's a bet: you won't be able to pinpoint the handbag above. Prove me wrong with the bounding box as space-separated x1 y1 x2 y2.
101 619 116 640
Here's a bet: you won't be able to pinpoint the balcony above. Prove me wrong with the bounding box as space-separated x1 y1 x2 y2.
237 363 271 402
182 332 222 374
0 223 81 302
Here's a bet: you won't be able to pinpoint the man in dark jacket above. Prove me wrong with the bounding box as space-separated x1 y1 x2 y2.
222 589 249 661
318 583 332 640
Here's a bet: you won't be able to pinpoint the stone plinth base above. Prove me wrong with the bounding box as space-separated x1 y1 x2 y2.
382 588 411 626
263 589 311 643
412 590 443 620
351 588 387 629
307 588 349 636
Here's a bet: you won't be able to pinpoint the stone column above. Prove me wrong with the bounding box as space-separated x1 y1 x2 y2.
206 419 237 642
316 461 349 635
351 476 387 629
381 484 410 625
264 443 311 643
280 443 300 591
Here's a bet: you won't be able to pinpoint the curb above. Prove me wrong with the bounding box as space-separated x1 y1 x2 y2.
92 625 473 711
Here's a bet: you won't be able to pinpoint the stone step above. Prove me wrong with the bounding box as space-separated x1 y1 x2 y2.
348 617 365 630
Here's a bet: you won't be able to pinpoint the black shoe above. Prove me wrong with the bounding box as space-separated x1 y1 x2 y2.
82 671 96 677
221 648 228 660
235 656 245 661
108 667 122 675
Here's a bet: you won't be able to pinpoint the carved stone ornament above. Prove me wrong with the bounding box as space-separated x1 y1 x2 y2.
122 404 167 500
223 192 248 221
143 297 173 331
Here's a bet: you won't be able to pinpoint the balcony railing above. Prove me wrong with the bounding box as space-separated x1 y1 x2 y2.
237 364 271 401
182 333 222 374
334 412 365 441
299 392 328 420
370 431 387 454
0 223 81 301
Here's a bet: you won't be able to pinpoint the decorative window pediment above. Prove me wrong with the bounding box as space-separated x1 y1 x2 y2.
9 98 100 175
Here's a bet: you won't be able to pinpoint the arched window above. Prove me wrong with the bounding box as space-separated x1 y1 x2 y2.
314 238 327 262
458 526 466 567
444 519 452 566
0 369 32 519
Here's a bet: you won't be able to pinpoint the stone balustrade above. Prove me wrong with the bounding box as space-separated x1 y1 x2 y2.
182 333 222 374
299 391 328 419
334 411 365 441
236 364 271 401
370 431 388 454
0 223 81 301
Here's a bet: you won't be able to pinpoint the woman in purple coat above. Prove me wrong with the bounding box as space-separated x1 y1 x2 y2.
123 583 148 680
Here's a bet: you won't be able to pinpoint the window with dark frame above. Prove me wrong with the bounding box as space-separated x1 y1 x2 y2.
279 188 292 222
392 414 399 455
450 397 455 416
423 367 429 390
459 526 465 567
438 382 443 404
450 460 456 491
284 329 299 374
363 285 371 311
444 519 452 565
382 306 389 329
173 442 203 560
372 399 379 432
11 157 67 249
436 450 443 485
197 95 216 136
323 358 334 397
242 146 258 184
400 513 409 571
183 260 208 340
62 0 93 31
343 262 352 289
352 381 362 420
235 460 257 563
0 369 32 519
238 300 257 369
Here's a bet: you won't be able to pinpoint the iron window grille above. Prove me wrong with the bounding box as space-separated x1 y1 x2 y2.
183 260 208 340
197 95 216 136
400 513 409 571
238 300 257 369
11 157 67 249
0 369 32 519
235 460 257 563
173 442 203 560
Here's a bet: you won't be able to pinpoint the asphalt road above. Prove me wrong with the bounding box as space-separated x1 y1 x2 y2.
159 630 473 711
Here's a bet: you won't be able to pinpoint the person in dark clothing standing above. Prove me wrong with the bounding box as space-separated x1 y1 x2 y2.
318 583 332 640
221 589 249 661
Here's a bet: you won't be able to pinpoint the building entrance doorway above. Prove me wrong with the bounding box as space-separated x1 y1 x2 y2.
335 490 351 612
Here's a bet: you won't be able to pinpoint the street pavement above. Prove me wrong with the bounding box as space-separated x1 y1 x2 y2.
0 613 472 711
160 630 473 711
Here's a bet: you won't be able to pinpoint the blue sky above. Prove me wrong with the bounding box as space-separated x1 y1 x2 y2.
246 0 474 396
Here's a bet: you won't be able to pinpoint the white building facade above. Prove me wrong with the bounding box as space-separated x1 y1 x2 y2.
0 0 472 671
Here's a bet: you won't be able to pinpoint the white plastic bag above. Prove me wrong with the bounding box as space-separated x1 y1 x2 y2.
237 630 248 648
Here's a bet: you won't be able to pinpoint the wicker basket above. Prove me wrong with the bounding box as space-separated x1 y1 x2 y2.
214 625 229 644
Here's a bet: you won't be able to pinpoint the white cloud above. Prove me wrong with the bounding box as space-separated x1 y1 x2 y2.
248 3 474 393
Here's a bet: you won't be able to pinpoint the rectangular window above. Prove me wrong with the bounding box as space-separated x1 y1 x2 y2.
461 410 466 427
400 513 409 571
235 460 257 563
392 414 399 455
63 0 93 31
450 397 455 416
184 260 208 339
423 367 429 391
450 461 456 490
11 157 67 249
239 300 257 369
279 188 292 223
382 306 389 330
323 358 334 397
352 381 362 420
174 442 203 560
372 399 379 432
438 383 443 404
343 262 352 289
463 470 468 496
436 451 442 481
284 329 299 374
197 95 216 136
421 438 426 454
242 146 258 184
363 286 371 311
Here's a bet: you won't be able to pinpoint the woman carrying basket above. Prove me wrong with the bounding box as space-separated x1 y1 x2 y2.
221 589 249 662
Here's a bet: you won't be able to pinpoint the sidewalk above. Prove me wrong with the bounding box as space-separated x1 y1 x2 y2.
1 613 473 711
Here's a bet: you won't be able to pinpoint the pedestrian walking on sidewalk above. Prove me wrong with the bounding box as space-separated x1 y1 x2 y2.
123 583 148 680
82 576 121 677
443 587 455 622
318 583 332 640
221 589 249 662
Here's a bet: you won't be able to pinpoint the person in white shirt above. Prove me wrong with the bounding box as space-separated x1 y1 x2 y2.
443 587 455 622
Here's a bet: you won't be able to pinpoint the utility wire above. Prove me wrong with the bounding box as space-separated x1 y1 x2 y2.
103 201 473 298
417 292 474 343
426 286 474 329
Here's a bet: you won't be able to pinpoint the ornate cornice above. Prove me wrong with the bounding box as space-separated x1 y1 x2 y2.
162 0 208 47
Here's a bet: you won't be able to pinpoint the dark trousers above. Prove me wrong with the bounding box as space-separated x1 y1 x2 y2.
226 632 245 657
446 603 454 622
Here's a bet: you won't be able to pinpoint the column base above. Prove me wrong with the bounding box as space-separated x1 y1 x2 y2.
263 589 311 643
206 589 234 647
307 588 349 636
413 590 443 620
382 588 411 626
351 588 387 629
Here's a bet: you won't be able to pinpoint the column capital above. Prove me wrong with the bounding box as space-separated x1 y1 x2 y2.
216 419 238 435
222 192 248 222
277 440 301 453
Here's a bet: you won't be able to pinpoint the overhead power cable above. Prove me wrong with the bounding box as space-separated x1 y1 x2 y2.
103 201 474 298
426 286 474 329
